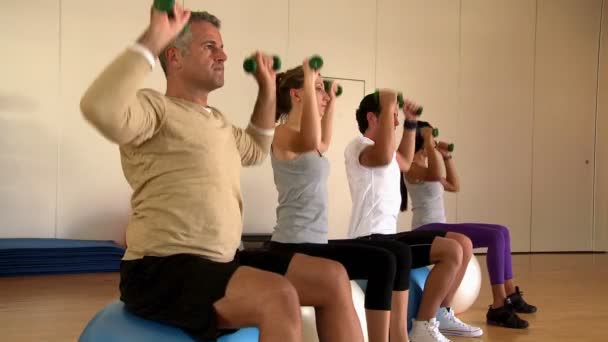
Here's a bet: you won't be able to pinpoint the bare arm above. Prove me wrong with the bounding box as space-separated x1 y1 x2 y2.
396 129 416 171
232 52 279 165
405 128 442 182
249 52 277 132
273 58 322 154
396 99 421 172
439 149 460 192
319 81 337 153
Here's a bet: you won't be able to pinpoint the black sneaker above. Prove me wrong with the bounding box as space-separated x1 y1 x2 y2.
507 286 537 313
486 301 529 329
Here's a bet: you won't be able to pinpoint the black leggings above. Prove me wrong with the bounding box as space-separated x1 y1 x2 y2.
359 230 447 268
267 239 411 311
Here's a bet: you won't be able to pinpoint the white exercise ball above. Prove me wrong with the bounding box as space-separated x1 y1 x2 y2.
301 280 369 342
451 256 482 314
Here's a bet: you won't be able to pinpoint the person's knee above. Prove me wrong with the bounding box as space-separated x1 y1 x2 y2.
316 258 351 294
392 244 412 270
370 249 398 281
434 238 463 266
262 277 300 320
497 225 511 240
450 233 473 256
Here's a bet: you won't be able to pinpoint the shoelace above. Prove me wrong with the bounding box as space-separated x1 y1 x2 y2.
428 320 451 342
444 310 468 328
513 287 534 304
503 305 527 325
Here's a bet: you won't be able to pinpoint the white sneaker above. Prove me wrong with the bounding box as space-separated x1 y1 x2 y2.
409 318 452 342
436 307 483 337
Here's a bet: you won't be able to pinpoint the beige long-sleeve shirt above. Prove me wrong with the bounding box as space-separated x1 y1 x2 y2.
80 49 272 262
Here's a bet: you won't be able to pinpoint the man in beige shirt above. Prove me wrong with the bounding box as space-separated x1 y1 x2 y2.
80 3 362 341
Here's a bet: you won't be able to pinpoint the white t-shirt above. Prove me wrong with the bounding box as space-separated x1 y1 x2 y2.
344 135 402 238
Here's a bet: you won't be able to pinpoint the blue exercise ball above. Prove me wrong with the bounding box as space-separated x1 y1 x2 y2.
356 266 430 332
79 301 259 342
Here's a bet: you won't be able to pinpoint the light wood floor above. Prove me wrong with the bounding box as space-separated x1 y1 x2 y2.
1 253 606 341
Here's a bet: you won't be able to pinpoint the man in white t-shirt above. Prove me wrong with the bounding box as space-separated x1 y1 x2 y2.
344 90 483 341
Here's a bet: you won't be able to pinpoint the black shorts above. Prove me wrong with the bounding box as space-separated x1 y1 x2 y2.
119 249 294 341
267 239 410 310
360 230 447 268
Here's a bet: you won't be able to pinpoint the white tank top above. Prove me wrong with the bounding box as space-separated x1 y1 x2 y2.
403 179 446 229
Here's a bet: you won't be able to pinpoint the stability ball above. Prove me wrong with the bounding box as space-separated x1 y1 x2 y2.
301 280 368 342
451 256 482 314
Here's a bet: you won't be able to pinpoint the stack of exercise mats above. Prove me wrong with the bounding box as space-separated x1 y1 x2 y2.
0 238 125 276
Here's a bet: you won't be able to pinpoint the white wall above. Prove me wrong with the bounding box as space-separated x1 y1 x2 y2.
0 0 606 252
531 0 602 251
0 1 60 238
458 0 536 252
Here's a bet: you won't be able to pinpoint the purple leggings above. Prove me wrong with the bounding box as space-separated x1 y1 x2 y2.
415 223 513 285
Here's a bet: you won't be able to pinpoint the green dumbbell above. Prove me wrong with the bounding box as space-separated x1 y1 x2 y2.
154 0 190 33
154 0 174 15
324 80 343 97
309 55 324 70
437 141 455 152
397 92 404 108
336 85 343 97
243 55 282 73
375 90 421 114
397 92 423 115
432 128 439 137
